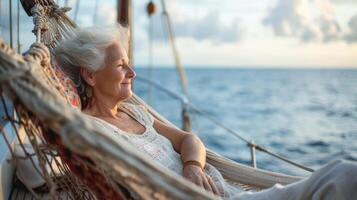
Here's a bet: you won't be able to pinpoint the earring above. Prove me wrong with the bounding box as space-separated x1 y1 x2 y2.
86 86 92 98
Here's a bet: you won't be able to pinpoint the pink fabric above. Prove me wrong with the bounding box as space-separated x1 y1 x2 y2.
48 57 81 108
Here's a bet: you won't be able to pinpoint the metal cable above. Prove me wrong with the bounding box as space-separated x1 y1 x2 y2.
136 75 188 104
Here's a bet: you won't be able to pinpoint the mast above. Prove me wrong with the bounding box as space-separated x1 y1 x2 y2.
117 0 133 64
9 0 13 48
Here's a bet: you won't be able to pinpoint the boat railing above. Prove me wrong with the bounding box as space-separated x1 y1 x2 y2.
135 75 314 173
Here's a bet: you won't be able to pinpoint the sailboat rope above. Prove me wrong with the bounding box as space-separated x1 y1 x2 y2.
93 0 99 24
17 0 20 53
147 15 154 104
0 0 2 35
73 0 80 23
136 75 314 172
159 0 190 100
8 0 13 48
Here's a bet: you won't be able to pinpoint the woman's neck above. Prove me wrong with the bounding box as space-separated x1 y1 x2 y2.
83 95 121 119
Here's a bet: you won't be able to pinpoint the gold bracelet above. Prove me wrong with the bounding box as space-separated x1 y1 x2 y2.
183 160 203 170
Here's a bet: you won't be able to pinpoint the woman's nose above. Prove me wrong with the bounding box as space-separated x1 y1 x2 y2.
126 66 136 79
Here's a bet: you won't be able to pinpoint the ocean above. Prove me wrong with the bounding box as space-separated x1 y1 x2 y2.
134 68 357 176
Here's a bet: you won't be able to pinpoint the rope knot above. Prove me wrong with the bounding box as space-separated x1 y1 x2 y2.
31 4 48 35
25 43 51 67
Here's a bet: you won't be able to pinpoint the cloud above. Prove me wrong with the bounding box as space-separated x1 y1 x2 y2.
345 14 357 43
330 0 356 4
72 1 116 27
263 0 341 42
151 11 241 43
93 3 117 25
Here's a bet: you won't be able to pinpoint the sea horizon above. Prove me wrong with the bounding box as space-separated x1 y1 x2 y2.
134 65 357 70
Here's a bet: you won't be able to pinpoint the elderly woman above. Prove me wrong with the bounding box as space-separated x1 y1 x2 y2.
54 25 233 198
54 25 357 200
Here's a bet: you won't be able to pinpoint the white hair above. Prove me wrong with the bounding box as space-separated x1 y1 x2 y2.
54 24 129 83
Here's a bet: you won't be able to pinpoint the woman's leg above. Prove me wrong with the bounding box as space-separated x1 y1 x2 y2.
232 159 357 200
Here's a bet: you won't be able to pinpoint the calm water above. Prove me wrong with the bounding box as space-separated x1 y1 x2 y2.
134 68 357 176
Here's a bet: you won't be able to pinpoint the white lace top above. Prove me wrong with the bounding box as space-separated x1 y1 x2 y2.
89 103 243 199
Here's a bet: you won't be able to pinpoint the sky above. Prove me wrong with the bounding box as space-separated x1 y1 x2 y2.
0 0 356 68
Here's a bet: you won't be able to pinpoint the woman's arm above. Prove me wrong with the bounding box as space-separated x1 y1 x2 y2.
153 119 220 196
153 118 206 167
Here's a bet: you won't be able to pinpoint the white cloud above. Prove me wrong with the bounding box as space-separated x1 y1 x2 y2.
330 0 356 4
263 0 341 42
94 3 117 25
73 1 116 27
151 11 241 43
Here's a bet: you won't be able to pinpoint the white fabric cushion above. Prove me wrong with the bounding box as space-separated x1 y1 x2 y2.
13 140 60 188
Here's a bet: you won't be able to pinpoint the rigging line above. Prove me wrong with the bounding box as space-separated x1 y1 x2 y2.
160 0 190 100
189 105 251 144
73 0 80 23
135 75 188 104
0 0 2 35
16 0 20 53
9 0 13 48
147 14 154 104
189 104 314 172
252 145 314 172
93 0 99 25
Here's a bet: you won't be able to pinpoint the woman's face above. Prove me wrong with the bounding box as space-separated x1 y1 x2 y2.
91 42 136 102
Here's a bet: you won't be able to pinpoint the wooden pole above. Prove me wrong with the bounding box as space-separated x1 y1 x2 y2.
117 0 132 64
250 140 257 168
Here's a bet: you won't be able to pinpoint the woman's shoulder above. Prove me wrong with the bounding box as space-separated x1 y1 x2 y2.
121 102 147 112
121 103 154 125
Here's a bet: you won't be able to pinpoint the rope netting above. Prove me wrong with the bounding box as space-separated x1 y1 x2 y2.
1 96 95 199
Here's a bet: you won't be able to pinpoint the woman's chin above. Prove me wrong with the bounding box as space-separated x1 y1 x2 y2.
126 91 133 99
119 91 133 101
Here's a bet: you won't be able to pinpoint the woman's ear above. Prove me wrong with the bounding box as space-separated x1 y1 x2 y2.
80 68 96 86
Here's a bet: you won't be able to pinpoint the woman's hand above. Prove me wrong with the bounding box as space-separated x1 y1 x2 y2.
183 165 221 196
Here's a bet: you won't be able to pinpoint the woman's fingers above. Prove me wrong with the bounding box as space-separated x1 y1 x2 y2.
188 175 203 188
202 175 213 193
196 177 204 188
183 166 221 196
206 175 221 196
189 174 221 197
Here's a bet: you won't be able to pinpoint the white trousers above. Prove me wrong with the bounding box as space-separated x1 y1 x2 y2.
233 159 357 200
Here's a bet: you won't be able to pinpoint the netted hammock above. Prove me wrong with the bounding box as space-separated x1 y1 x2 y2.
0 1 302 199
